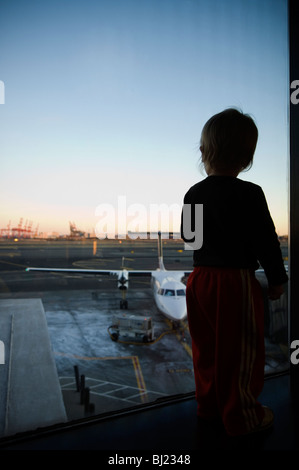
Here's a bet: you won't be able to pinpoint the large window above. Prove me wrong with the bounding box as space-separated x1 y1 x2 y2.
0 0 289 439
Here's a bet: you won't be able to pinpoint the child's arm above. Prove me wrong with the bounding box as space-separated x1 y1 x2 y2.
253 187 288 287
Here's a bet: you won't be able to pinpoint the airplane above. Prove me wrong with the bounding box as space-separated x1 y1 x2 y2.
25 232 191 323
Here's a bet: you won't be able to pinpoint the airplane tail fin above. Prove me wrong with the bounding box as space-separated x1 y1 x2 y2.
157 231 166 271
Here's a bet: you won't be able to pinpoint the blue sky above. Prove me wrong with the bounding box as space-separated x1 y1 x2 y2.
0 0 289 236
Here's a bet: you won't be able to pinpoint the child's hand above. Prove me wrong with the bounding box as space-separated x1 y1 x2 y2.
268 284 284 300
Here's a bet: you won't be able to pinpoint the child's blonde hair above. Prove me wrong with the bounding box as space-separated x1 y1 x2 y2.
200 108 258 173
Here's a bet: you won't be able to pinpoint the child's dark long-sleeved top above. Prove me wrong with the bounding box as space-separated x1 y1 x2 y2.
181 175 288 286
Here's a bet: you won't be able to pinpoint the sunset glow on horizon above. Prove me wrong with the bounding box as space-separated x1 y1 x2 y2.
0 0 289 238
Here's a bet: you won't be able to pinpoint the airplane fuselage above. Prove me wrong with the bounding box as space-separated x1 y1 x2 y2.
151 271 187 322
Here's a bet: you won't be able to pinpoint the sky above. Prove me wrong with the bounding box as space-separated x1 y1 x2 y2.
0 0 289 237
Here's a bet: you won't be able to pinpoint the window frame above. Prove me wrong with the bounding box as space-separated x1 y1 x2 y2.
289 0 299 390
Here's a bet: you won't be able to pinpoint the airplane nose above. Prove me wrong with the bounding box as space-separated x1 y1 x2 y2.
165 300 187 321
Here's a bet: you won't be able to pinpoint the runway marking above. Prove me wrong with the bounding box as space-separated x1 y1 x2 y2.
72 259 118 268
164 318 193 359
131 355 147 403
54 352 148 403
0 251 21 257
0 259 27 268
182 340 192 358
59 376 164 406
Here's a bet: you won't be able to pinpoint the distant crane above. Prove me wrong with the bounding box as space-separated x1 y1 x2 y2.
0 220 11 238
11 218 23 238
23 220 33 238
33 224 39 238
69 221 85 238
3 218 36 239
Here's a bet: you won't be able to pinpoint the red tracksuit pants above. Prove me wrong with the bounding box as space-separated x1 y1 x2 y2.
186 267 265 436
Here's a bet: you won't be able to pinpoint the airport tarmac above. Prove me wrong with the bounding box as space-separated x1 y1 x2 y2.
0 238 289 427
0 238 196 424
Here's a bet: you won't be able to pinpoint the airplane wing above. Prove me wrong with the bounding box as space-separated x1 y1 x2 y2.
25 266 191 278
25 266 153 277
25 231 193 280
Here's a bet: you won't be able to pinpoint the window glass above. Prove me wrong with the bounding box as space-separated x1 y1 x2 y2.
177 289 186 296
0 0 288 438
164 289 175 296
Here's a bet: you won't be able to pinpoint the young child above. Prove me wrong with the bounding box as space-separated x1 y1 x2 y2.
181 108 288 436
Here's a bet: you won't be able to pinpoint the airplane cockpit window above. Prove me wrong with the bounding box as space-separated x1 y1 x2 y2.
176 289 186 296
164 289 175 296
0 0 288 441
